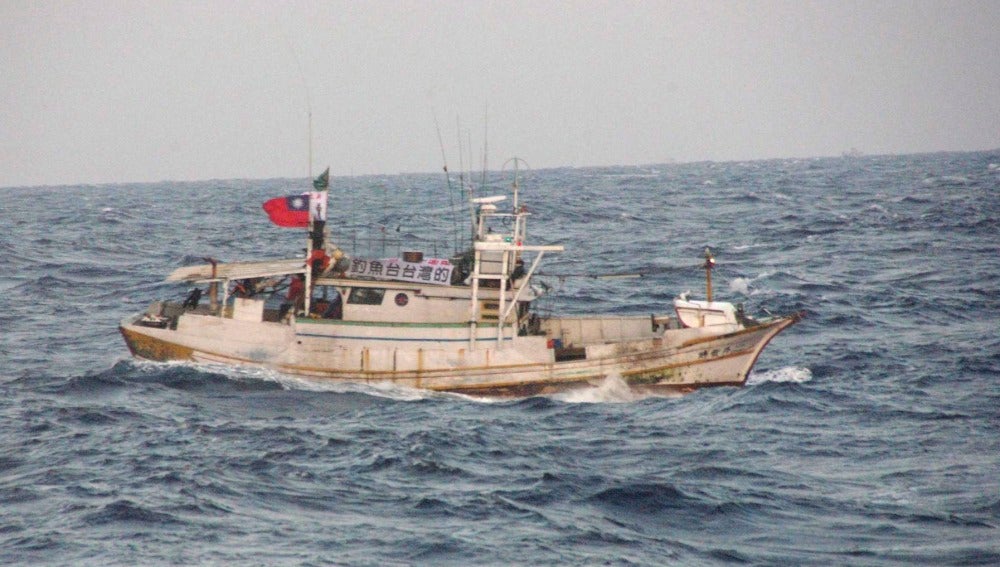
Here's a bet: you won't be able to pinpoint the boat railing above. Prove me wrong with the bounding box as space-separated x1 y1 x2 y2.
328 229 463 260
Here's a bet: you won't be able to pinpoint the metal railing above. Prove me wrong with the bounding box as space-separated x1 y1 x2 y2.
328 228 465 260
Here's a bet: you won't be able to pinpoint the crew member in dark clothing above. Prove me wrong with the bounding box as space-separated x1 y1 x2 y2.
182 288 202 309
322 291 343 319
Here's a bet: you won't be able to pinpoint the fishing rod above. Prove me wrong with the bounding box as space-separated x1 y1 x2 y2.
456 117 477 246
481 103 488 193
535 265 701 280
433 109 460 254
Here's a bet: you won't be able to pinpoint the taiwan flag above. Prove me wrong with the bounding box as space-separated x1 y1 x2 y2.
262 193 310 228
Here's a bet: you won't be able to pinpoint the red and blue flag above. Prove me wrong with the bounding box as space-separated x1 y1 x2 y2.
262 194 310 228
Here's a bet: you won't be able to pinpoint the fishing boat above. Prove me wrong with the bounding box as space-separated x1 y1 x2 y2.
119 164 802 397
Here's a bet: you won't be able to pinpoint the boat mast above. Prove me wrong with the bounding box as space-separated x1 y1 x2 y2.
284 30 315 314
467 171 563 350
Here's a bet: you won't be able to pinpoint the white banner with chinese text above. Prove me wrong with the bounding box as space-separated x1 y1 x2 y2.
347 257 454 286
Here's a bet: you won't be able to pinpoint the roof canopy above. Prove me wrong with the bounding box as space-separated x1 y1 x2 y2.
166 258 306 283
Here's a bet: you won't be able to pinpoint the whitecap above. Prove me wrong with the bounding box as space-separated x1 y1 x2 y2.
747 366 812 385
225 367 519 403
140 359 447 401
551 373 685 403
728 277 751 295
552 373 644 403
923 175 971 186
268 374 441 401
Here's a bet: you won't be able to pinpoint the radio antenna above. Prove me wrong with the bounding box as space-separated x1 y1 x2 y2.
481 102 488 191
274 21 313 178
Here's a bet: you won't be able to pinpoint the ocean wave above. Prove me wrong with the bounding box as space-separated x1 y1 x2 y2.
922 175 973 187
82 499 181 526
3 151 1000 565
585 482 703 515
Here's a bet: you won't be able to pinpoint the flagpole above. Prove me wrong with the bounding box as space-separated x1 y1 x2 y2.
308 109 313 180
305 125 314 315
304 168 331 316
304 231 313 316
270 15 313 180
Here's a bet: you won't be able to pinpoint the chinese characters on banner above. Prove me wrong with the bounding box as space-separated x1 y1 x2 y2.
347 257 454 286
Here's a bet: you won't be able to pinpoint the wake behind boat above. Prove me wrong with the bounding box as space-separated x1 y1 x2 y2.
120 164 802 397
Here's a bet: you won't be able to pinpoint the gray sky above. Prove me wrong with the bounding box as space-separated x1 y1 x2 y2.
3 0 999 188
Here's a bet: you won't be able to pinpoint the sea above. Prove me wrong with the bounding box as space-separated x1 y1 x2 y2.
1 150 998 566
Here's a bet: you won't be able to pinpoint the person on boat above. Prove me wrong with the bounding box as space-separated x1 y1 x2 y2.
310 220 325 251
230 279 258 298
278 274 306 320
181 288 202 309
511 258 526 281
322 291 343 319
329 248 350 277
231 280 248 298
308 248 330 279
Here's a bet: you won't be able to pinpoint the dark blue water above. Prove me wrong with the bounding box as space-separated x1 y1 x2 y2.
2 152 998 565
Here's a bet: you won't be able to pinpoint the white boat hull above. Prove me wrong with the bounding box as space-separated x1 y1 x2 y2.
122 167 802 397
120 310 801 397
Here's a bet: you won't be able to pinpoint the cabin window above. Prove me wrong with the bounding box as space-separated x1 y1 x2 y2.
347 287 385 305
310 286 343 319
